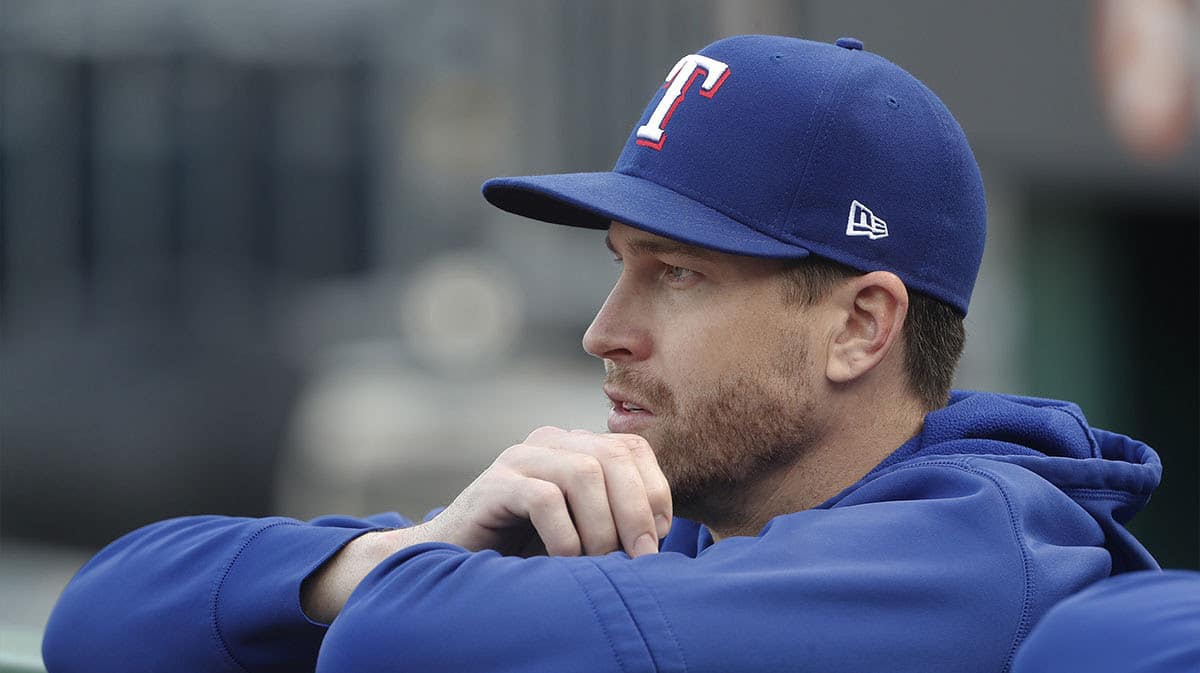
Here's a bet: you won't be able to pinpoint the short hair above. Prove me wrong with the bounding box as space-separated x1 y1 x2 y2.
781 257 965 412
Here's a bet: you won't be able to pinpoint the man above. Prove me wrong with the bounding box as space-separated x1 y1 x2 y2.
44 35 1161 673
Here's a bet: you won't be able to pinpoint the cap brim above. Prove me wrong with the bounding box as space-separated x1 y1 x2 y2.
482 172 811 259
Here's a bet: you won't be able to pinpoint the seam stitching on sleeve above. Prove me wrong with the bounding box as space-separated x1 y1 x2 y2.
627 564 690 673
590 561 667 673
210 520 298 673
889 460 1035 673
563 561 632 673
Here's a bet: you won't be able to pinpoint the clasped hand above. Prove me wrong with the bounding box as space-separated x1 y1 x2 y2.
425 426 673 558
302 426 673 623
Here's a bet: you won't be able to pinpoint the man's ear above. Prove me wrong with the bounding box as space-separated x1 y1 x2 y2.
826 271 909 384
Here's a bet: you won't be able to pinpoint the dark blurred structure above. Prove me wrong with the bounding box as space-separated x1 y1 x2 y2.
1 0 1196 569
1 2 373 545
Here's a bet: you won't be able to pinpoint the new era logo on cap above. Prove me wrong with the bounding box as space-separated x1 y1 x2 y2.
846 200 889 240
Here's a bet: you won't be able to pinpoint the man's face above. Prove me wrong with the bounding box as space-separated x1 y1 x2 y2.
583 222 826 523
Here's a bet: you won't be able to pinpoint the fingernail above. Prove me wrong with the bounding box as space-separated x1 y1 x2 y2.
655 515 671 539
633 533 658 557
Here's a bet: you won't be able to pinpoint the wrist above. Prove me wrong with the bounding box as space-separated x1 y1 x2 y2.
302 527 419 624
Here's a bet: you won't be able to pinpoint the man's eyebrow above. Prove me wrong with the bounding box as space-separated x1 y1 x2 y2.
604 233 719 262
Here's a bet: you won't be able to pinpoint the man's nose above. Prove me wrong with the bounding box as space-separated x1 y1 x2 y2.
582 284 651 363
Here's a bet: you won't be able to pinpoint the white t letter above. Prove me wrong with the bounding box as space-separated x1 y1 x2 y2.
636 54 730 150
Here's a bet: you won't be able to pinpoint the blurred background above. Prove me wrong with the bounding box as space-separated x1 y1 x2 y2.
1 0 1197 666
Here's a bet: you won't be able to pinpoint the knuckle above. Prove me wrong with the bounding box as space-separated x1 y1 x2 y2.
497 444 528 465
573 455 605 483
645 480 672 504
525 425 564 443
596 437 635 462
623 497 655 521
477 462 513 488
528 482 563 509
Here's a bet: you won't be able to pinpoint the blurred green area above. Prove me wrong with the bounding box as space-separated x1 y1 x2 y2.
1024 188 1199 570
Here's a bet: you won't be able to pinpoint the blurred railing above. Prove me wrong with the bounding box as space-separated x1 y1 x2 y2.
0 628 46 673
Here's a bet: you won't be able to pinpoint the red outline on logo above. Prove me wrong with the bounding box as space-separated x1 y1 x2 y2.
699 68 730 98
636 66 730 151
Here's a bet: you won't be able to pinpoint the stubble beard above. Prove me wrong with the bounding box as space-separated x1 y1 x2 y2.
605 352 818 531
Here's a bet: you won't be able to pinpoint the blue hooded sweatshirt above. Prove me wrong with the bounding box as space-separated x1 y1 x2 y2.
42 391 1161 673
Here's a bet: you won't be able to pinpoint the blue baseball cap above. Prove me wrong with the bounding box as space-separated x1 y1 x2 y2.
482 35 987 314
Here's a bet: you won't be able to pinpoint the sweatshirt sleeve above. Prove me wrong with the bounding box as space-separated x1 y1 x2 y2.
315 461 1113 673
45 460 1112 673
42 513 408 673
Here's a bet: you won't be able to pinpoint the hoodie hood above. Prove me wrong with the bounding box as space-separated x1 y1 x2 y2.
859 390 1162 571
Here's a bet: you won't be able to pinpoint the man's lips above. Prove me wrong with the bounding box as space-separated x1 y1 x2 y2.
604 387 654 415
605 386 657 434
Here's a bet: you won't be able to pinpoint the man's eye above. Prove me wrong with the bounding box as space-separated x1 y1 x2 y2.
664 265 696 282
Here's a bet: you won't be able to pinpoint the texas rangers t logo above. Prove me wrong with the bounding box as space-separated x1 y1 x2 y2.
636 54 730 151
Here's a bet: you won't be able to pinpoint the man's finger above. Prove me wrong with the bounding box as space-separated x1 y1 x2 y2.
503 445 620 555
523 430 661 558
518 478 582 557
592 437 660 557
607 433 673 539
